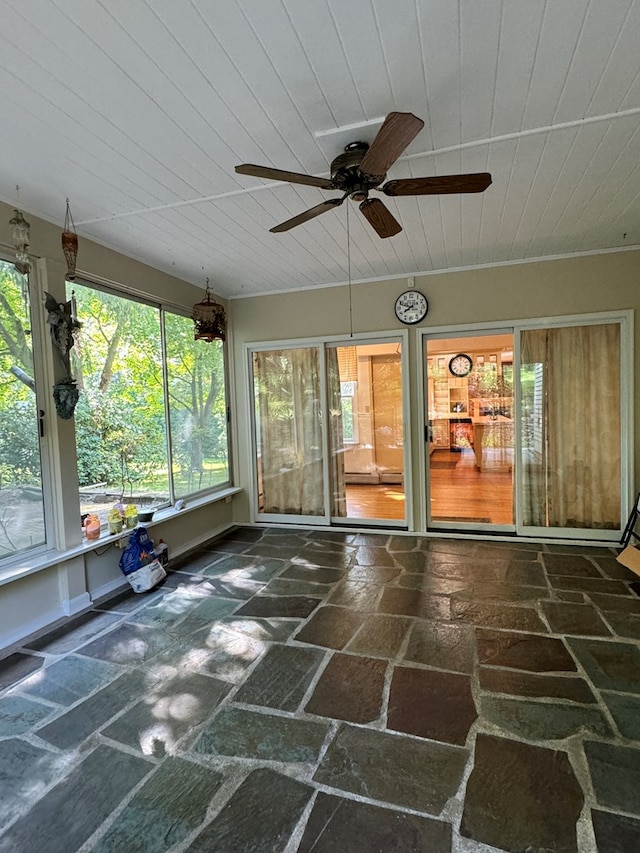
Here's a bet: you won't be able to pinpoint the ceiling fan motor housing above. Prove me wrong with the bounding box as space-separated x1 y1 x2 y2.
330 142 385 198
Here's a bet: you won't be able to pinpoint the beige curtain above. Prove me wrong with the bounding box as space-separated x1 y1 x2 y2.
328 347 347 517
255 348 324 516
520 323 620 529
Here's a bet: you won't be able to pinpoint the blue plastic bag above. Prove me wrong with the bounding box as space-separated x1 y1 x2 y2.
119 526 157 576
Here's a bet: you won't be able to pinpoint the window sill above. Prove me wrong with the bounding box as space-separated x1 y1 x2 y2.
0 486 241 589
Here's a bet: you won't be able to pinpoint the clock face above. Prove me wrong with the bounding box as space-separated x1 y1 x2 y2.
449 353 473 377
394 290 428 325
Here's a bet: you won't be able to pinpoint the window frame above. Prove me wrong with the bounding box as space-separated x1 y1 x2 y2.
69 277 232 518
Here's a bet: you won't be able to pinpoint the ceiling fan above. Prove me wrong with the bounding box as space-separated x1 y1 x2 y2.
236 111 491 238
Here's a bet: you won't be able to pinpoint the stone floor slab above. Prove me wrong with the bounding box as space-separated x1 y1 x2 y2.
233 644 324 711
77 622 175 665
345 614 412 658
549 575 633 596
24 611 121 655
600 691 640 741
219 615 299 642
600 611 640 640
327 580 384 609
37 670 148 750
195 706 328 762
314 724 468 814
305 652 387 723
387 665 477 745
281 564 345 584
478 667 597 703
584 740 640 815
451 599 548 632
0 652 43 691
235 595 321 618
201 553 285 582
0 739 63 832
19 654 120 706
481 694 612 741
476 628 577 671
588 592 640 614
0 694 53 735
184 767 312 852
293 605 365 649
101 671 230 757
542 554 602 577
460 733 584 853
0 744 152 853
542 601 613 636
156 623 266 683
298 791 452 852
591 809 640 853
90 756 224 853
403 619 475 674
260 577 332 597
378 587 452 619
568 637 640 693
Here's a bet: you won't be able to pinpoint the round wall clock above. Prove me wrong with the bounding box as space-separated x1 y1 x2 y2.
449 353 473 377
394 290 429 325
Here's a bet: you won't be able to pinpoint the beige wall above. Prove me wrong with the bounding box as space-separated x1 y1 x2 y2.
230 249 640 525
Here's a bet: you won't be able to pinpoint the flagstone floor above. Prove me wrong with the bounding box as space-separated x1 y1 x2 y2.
1 527 640 852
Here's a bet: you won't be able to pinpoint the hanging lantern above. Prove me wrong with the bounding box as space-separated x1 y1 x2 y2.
10 208 31 276
192 278 226 342
61 198 78 281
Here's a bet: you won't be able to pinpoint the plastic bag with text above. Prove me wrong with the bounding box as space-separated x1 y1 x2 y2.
118 526 166 592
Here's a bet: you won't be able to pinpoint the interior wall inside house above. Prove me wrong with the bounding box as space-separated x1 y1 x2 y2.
230 249 640 528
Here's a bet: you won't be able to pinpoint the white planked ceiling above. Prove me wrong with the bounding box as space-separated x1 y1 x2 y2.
1 0 640 298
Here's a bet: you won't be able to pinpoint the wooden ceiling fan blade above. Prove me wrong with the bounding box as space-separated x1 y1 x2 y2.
359 198 402 239
235 163 335 189
382 172 492 196
359 112 425 179
270 197 345 233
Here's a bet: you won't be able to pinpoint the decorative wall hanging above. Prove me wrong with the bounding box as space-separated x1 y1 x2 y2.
9 206 31 276
61 198 79 281
192 277 226 342
44 291 82 419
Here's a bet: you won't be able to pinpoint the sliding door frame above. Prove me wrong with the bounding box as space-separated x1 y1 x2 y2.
246 330 411 528
419 309 633 542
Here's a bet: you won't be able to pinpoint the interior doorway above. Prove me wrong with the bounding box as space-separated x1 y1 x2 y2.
426 333 515 531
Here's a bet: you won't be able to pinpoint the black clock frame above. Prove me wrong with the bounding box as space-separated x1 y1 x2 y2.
449 353 473 377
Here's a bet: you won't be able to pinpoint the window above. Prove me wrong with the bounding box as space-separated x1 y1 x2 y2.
0 259 47 561
164 312 229 497
340 380 358 443
69 282 230 522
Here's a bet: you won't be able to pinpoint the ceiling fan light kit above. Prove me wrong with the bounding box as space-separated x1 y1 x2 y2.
236 111 492 238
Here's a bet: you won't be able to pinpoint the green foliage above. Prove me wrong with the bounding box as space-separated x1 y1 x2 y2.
0 263 40 486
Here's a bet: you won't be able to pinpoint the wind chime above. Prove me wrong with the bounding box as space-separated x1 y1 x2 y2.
9 186 31 278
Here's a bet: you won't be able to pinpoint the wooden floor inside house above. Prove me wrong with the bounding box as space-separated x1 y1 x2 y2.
345 447 513 526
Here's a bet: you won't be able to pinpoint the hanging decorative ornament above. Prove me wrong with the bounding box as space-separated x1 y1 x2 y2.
192 277 226 342
9 204 31 276
61 198 79 281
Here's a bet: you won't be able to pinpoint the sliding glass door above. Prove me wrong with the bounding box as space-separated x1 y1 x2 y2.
426 332 515 532
251 339 406 526
424 315 628 540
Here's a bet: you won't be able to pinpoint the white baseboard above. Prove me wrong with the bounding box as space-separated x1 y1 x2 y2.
62 592 92 617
